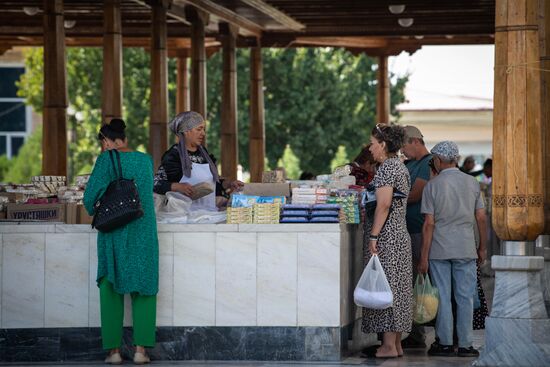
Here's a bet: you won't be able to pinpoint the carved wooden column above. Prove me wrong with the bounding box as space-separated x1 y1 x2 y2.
102 0 123 124
249 46 265 183
376 55 390 124
42 0 67 176
187 7 208 117
176 52 190 114
149 0 169 170
476 1 550 365
538 0 550 316
492 0 544 245
220 23 238 181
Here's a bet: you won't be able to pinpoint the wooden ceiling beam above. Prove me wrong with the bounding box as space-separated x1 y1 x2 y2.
239 0 305 31
292 36 388 48
174 0 263 37
129 0 191 26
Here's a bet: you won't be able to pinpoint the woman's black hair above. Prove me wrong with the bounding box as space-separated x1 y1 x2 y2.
353 144 376 165
371 123 406 154
98 118 126 142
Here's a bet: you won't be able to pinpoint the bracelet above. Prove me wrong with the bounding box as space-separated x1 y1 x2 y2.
368 235 379 241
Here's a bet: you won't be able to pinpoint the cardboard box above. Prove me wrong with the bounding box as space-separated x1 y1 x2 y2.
65 203 78 224
242 183 291 198
78 205 93 225
7 203 65 222
0 192 27 203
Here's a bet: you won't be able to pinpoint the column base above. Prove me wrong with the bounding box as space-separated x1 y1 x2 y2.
473 317 550 367
536 235 550 315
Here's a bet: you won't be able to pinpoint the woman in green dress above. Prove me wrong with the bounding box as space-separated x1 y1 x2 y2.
84 119 159 365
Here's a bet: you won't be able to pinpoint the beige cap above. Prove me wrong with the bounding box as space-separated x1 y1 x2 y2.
404 125 423 140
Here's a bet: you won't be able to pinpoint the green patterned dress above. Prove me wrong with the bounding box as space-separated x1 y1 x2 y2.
83 150 159 296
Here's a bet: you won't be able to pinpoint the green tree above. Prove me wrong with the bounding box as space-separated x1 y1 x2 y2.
330 145 349 172
16 46 407 182
3 126 42 183
17 47 178 183
206 48 407 175
277 144 301 179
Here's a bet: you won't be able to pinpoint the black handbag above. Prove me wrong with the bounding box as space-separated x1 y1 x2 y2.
91 149 144 232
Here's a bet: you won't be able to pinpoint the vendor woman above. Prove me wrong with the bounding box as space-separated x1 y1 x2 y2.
153 111 243 211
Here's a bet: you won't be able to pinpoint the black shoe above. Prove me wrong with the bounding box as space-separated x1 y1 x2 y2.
360 344 380 358
457 346 479 357
427 342 455 357
401 336 427 349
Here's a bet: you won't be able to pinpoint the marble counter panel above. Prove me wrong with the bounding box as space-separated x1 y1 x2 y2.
257 233 298 326
216 232 257 326
1 224 361 330
158 224 238 232
173 233 216 326
156 233 174 326
2 234 45 328
0 223 56 233
297 232 340 327
88 233 100 327
44 234 89 327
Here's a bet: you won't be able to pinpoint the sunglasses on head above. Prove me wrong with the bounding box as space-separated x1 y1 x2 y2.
375 123 386 139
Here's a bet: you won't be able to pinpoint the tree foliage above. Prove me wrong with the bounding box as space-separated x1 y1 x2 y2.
277 144 301 180
13 46 407 183
15 47 178 183
2 126 42 183
330 145 349 172
206 48 407 176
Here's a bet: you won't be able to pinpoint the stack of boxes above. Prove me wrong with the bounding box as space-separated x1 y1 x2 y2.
291 187 328 204
280 203 340 223
326 190 360 224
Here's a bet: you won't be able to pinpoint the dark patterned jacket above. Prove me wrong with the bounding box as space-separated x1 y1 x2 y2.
153 144 225 196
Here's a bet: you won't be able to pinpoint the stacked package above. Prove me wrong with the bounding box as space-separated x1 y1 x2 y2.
253 203 281 224
228 194 285 224
227 206 253 224
327 190 360 224
31 176 67 194
291 187 328 204
280 203 340 223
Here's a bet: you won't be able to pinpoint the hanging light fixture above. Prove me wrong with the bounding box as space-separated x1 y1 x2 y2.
23 6 39 16
414 35 424 40
398 18 414 27
388 5 406 15
64 20 76 29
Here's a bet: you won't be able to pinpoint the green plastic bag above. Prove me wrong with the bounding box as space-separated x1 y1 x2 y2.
413 274 439 324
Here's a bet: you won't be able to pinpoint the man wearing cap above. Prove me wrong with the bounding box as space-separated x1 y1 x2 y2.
400 125 431 349
418 141 487 357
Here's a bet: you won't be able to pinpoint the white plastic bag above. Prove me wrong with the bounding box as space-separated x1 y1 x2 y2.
155 191 192 223
354 254 393 309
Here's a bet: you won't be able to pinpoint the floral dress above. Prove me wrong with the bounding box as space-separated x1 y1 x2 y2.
362 156 413 333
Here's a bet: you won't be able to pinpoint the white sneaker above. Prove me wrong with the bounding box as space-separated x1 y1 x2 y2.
133 351 150 365
104 352 122 365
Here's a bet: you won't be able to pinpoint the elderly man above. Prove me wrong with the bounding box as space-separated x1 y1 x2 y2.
418 141 487 357
400 125 432 348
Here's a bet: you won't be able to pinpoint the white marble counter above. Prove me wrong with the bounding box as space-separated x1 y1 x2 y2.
0 222 365 330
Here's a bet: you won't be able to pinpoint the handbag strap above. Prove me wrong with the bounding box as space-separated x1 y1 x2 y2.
107 149 123 180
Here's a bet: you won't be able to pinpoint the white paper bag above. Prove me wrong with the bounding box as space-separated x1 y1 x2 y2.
354 254 393 309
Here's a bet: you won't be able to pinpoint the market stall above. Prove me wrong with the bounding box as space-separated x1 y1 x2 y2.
0 169 374 362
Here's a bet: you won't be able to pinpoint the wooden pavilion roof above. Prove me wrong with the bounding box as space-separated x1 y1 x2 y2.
0 0 495 56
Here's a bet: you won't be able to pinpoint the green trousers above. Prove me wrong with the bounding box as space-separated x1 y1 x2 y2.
99 277 157 349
